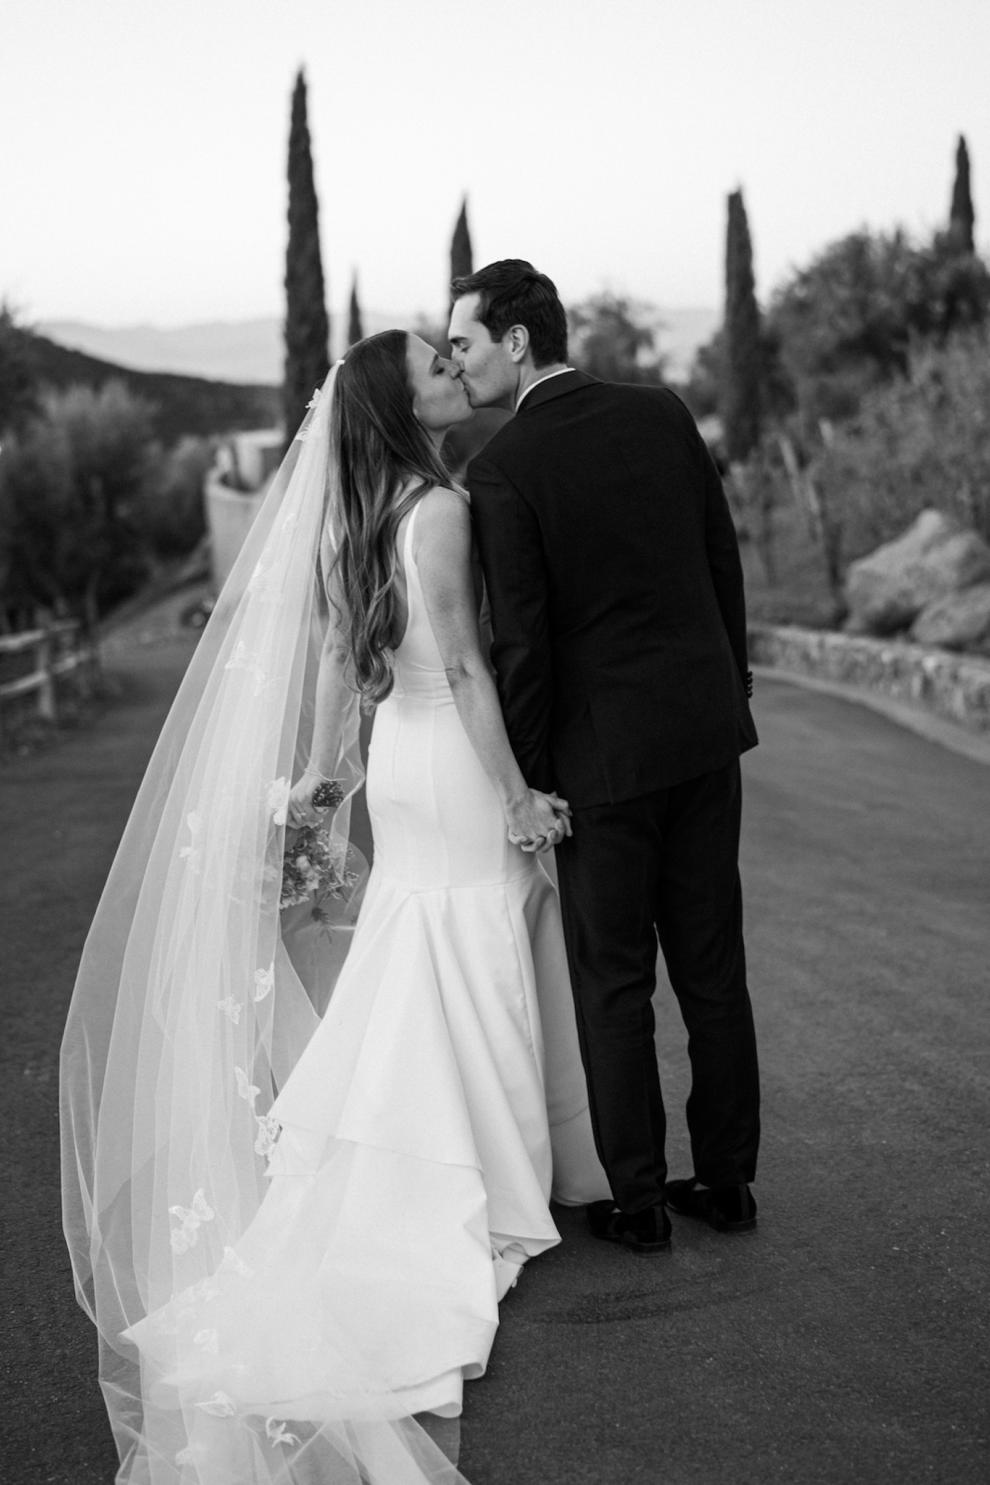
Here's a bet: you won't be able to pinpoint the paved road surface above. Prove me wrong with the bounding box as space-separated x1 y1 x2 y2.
2 627 987 1484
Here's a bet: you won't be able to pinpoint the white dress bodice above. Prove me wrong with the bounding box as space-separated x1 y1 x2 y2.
367 499 522 890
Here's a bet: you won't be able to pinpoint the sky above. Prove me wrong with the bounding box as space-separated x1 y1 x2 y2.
2 0 989 330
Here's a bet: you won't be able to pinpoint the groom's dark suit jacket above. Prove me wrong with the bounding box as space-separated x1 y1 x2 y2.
468 370 758 808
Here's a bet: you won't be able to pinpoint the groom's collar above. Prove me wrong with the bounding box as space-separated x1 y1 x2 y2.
513 367 598 414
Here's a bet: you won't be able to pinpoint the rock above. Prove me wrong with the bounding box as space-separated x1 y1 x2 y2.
844 509 990 636
911 582 990 653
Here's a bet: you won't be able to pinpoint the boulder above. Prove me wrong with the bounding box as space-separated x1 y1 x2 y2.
844 509 990 636
910 581 990 653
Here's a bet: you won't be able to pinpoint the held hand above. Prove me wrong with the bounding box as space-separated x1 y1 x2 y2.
544 791 572 822
505 789 573 854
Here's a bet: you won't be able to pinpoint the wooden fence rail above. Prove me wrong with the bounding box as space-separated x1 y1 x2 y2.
0 620 99 725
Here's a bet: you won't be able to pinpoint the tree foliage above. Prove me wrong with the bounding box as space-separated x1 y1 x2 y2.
49 382 157 620
766 227 990 428
283 70 330 447
0 304 40 436
949 134 975 253
681 332 723 421
0 419 73 622
722 188 762 463
568 291 665 384
0 382 160 625
449 198 473 304
814 330 990 559
347 272 364 348
139 436 212 559
685 322 790 434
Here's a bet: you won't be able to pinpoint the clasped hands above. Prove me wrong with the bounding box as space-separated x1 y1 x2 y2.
289 771 571 854
505 789 573 855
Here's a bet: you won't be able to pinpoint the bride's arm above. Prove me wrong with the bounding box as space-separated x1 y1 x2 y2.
416 488 570 849
287 623 354 828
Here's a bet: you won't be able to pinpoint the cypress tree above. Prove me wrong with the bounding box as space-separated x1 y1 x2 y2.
347 271 364 348
0 304 40 435
449 196 473 307
949 134 975 252
283 70 329 447
722 187 762 465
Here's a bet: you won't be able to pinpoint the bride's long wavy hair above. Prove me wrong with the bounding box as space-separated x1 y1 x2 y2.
328 330 453 704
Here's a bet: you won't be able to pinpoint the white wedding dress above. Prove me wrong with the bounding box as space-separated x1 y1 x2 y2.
124 501 608 1469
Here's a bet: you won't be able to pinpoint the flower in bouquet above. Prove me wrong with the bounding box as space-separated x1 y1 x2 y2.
279 819 359 927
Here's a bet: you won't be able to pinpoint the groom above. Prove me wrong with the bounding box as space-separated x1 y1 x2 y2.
449 260 761 1253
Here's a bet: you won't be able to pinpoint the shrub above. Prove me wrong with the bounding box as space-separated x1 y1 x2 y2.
140 436 212 559
814 330 990 563
0 420 74 625
0 303 40 435
767 228 990 433
0 380 158 625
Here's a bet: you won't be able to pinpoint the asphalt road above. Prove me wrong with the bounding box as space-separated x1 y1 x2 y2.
1 628 987 1484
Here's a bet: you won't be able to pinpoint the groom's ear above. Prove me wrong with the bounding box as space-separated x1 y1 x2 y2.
506 324 530 363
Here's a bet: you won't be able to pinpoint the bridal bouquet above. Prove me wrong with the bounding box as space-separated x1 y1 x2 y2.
280 825 360 919
279 779 359 923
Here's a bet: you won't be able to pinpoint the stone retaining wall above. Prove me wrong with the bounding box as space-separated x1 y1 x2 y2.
749 624 990 734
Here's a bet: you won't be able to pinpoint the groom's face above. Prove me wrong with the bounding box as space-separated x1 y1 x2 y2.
448 293 518 410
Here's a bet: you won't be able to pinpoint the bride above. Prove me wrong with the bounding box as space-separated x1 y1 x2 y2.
60 329 609 1484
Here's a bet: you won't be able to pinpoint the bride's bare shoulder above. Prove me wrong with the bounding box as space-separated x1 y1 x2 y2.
418 483 469 512
415 484 470 532
411 487 471 569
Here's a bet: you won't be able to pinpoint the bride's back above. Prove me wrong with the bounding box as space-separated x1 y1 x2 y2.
389 497 448 681
366 491 517 888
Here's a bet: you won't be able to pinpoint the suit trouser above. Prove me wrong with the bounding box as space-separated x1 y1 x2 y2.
554 759 760 1213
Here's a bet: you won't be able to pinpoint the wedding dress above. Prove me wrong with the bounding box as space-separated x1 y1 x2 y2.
126 497 607 1408
61 367 607 1485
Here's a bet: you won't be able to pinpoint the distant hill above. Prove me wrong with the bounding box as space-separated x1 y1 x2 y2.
40 315 396 386
42 306 719 387
41 317 287 387
24 331 280 444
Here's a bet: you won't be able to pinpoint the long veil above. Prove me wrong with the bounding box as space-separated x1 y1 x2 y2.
59 368 470 1483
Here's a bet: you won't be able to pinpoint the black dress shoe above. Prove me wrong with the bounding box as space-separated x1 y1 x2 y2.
586 1200 672 1254
665 1178 757 1233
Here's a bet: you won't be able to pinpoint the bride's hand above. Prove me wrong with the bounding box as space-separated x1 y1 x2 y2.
288 770 340 829
505 789 573 854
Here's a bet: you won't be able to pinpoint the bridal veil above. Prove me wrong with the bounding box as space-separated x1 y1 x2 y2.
59 369 469 1484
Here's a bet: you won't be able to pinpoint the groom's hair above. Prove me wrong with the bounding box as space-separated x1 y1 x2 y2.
451 259 568 367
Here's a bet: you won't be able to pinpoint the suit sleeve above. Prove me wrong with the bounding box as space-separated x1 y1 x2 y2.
696 430 753 697
467 454 555 792
658 389 751 693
